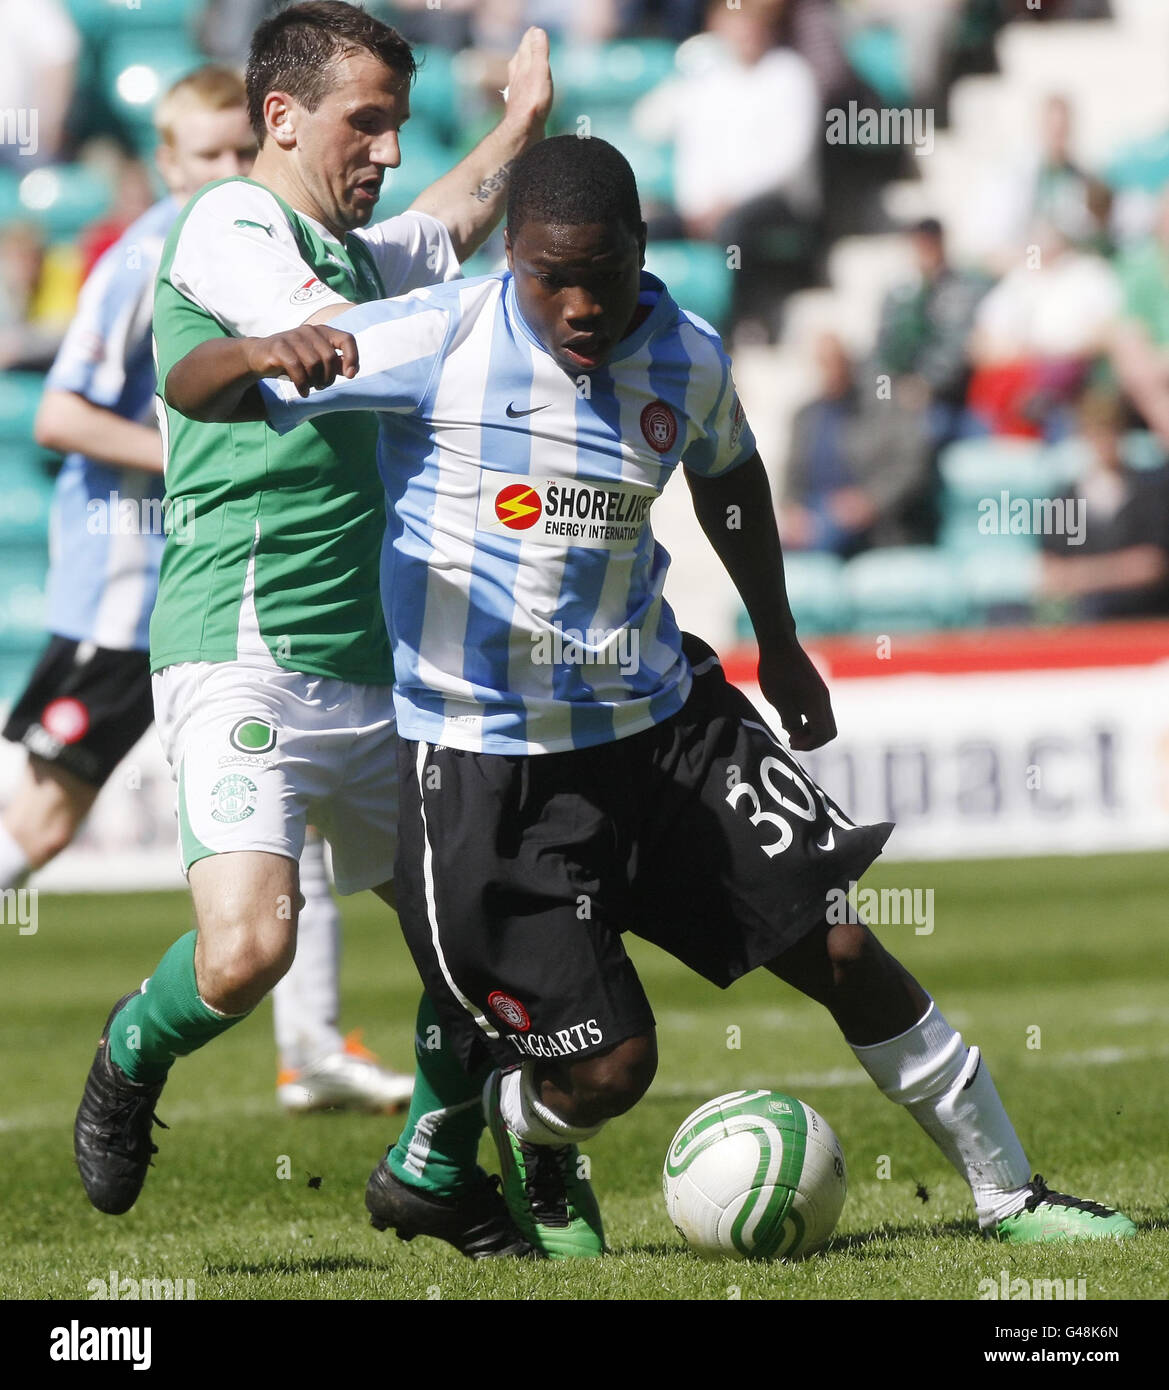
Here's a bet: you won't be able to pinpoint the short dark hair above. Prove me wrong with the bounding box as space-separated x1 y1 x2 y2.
507 135 642 239
910 216 944 241
246 1 415 142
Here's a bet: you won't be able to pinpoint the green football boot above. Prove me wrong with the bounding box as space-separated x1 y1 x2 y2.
995 1175 1137 1243
483 1070 606 1259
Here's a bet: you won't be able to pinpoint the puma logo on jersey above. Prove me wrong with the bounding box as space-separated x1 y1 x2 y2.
234 219 273 235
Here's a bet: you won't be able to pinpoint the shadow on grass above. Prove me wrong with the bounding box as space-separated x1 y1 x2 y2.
619 1219 976 1261
202 1254 388 1277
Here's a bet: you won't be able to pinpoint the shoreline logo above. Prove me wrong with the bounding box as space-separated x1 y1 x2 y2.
977 491 1085 544
86 493 195 543
826 879 934 935
530 621 640 676
825 100 934 157
49 1321 152 1370
979 1270 1086 1301
1 887 37 935
0 107 38 157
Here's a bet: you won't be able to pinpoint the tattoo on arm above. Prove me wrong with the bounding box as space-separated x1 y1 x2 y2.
471 160 515 204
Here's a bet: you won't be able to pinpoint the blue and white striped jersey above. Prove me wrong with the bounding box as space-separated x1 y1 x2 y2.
263 270 757 755
44 196 177 651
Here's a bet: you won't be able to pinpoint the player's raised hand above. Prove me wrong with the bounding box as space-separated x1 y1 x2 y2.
242 325 359 398
757 636 837 752
503 27 553 130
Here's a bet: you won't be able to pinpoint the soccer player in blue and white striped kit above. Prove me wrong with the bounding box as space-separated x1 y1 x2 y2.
170 135 1135 1252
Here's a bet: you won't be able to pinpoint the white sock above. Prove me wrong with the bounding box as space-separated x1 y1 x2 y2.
495 1065 607 1146
0 818 31 891
271 831 344 1072
851 1001 1032 1228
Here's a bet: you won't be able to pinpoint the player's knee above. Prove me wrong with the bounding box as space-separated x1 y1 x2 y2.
825 918 876 976
197 923 295 1011
564 1033 658 1123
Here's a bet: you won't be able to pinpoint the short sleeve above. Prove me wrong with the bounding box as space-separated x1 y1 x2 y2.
168 182 351 337
260 291 451 435
680 327 758 478
352 210 461 295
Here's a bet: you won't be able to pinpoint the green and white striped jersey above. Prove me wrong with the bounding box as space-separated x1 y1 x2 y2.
150 176 459 683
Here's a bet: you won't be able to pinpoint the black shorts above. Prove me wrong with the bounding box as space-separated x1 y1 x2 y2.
395 634 893 1071
2 636 154 787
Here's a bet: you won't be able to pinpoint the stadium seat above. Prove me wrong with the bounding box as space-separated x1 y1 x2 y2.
845 26 911 109
937 436 1078 557
962 547 1040 622
0 374 47 443
376 127 460 213
12 164 115 241
643 242 732 330
553 40 677 114
101 30 206 145
66 0 200 41
408 47 459 145
843 546 970 632
777 551 851 636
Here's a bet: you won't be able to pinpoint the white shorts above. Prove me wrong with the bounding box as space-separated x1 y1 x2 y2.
153 661 398 895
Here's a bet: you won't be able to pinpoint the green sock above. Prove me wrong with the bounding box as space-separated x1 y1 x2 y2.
387 993 488 1197
109 931 249 1083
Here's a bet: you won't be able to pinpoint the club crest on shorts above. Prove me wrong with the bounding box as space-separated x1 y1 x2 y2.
640 400 677 454
210 774 258 823
488 990 531 1031
229 718 277 755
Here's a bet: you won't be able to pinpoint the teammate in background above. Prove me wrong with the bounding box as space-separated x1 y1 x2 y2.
179 135 1136 1250
0 65 411 1114
75 2 558 1255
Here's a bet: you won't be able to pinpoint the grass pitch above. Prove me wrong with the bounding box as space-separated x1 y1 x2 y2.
1 852 1165 1303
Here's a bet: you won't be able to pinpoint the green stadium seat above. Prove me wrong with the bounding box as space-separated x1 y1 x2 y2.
643 241 732 330
375 127 459 214
11 164 115 241
938 436 1077 558
962 547 1039 621
101 30 206 142
0 481 52 542
1121 430 1167 471
0 374 47 443
66 0 200 41
553 39 677 113
843 546 970 632
845 26 911 109
778 551 851 636
408 47 459 145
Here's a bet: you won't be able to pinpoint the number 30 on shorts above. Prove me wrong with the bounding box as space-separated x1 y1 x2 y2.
725 755 846 858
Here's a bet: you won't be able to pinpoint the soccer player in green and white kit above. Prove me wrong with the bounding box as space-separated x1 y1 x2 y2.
75 1 561 1257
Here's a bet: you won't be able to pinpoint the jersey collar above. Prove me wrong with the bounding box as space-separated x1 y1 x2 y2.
505 270 675 368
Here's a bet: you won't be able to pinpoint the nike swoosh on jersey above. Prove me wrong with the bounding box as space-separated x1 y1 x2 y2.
816 829 835 852
505 402 551 418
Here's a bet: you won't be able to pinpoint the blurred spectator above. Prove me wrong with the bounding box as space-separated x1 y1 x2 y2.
0 0 80 169
780 332 934 558
845 0 965 110
1030 95 1112 255
966 220 1120 439
873 217 989 448
1039 389 1169 619
640 0 821 342
78 153 157 282
0 223 67 371
198 0 281 63
1111 190 1169 448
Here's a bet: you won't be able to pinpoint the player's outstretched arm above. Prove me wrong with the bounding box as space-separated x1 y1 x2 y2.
35 390 163 473
687 452 836 751
164 326 359 424
408 26 552 262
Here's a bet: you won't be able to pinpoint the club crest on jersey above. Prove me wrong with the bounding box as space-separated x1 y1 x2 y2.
494 483 542 531
40 697 89 745
290 276 330 305
229 719 277 755
210 774 257 824
640 400 677 454
488 990 531 1031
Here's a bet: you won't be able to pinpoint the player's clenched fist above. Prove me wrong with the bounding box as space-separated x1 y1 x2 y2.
242 325 359 397
757 636 837 752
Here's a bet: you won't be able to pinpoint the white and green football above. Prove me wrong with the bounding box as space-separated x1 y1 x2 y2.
662 1090 847 1260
